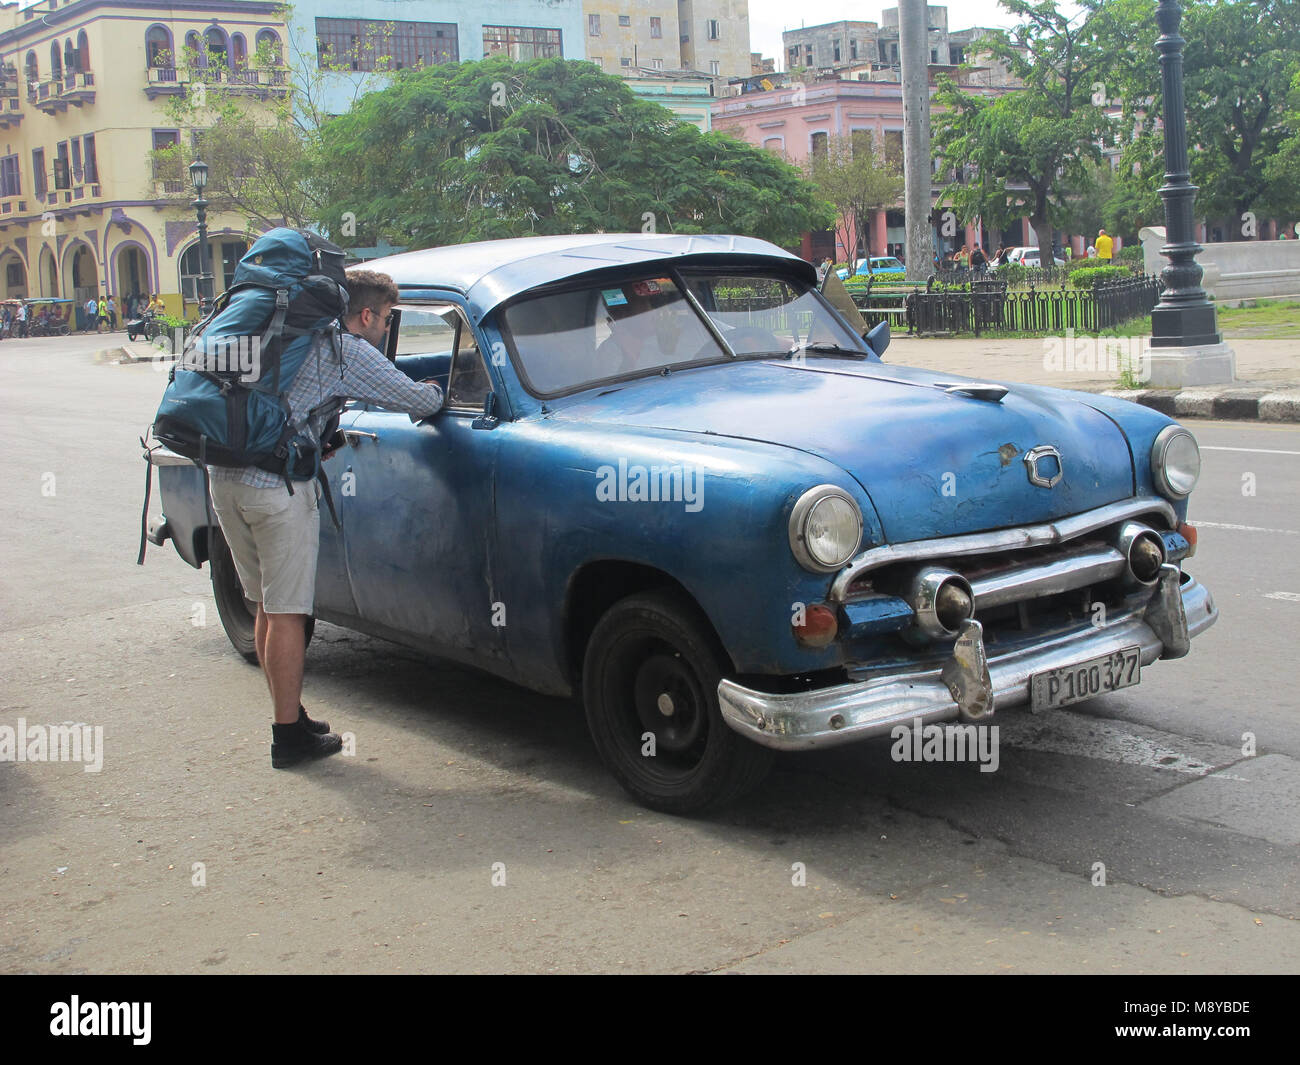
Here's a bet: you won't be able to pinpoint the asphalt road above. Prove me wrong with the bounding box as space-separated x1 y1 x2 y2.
1 333 1296 974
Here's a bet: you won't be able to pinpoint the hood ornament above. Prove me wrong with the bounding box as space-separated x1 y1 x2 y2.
1024 445 1063 488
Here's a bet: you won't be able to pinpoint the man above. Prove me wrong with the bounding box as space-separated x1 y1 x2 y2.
96 295 108 333
970 244 988 276
207 270 444 768
16 300 27 337
1095 228 1113 261
84 297 97 333
107 296 118 331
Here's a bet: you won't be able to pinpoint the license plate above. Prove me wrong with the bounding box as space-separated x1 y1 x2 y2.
1031 647 1141 711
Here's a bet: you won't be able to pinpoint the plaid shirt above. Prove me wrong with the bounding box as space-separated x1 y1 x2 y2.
210 329 445 488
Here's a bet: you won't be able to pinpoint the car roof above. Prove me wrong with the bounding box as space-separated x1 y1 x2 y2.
357 233 815 320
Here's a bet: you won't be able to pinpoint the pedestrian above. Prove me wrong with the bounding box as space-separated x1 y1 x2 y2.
1095 228 1113 261
1086 244 1097 259
0 305 9 339
206 270 445 769
1064 244 1073 261
107 296 118 331
956 245 970 266
96 295 108 332
84 296 97 333
970 245 988 276
815 257 832 285
16 300 27 337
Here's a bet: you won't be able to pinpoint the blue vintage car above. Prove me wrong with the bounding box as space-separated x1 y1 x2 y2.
147 232 1217 813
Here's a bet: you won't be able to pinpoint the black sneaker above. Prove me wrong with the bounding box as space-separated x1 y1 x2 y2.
271 720 343 769
298 705 330 734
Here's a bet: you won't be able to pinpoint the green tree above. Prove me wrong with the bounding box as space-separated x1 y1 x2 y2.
804 132 904 265
932 0 1113 268
1264 68 1300 223
316 56 833 248
1092 0 1300 239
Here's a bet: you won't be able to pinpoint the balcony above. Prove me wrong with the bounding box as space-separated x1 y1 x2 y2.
62 71 95 105
29 72 94 113
145 65 290 100
0 94 21 130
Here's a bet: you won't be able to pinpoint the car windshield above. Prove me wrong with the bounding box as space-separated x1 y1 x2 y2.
501 270 867 396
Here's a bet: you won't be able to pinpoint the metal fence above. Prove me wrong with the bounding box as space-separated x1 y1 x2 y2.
853 274 1161 337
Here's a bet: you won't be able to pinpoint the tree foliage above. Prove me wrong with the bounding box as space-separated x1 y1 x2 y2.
932 0 1113 266
315 56 834 248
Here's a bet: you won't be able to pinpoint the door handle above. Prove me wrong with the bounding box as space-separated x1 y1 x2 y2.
343 429 378 446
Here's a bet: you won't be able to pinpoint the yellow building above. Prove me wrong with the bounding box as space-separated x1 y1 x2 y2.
0 0 289 318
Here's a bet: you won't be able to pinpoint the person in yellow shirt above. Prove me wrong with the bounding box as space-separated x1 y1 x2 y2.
1096 229 1114 261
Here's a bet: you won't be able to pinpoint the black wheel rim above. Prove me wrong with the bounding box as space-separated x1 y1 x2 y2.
604 632 711 784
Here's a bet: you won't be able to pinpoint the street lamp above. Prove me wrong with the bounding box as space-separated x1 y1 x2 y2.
1147 0 1234 385
189 158 214 317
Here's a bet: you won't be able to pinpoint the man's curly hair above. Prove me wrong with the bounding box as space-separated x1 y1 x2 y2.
345 270 399 317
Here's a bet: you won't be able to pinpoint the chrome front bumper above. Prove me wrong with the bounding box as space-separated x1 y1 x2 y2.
718 566 1217 751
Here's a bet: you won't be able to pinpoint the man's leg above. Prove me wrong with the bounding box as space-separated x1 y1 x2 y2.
262 611 307 724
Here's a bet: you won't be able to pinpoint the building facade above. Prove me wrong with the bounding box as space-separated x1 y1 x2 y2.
286 0 586 116
0 0 290 315
581 0 751 86
713 78 1033 262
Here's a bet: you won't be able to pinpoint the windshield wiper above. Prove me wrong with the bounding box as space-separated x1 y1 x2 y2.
786 341 868 359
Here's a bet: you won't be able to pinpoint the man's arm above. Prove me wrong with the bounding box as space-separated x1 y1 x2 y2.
335 332 445 420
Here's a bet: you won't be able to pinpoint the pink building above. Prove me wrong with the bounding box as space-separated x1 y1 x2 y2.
712 78 1045 265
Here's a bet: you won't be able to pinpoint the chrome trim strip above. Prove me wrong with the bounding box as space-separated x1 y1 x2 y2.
719 574 1215 751
829 497 1178 602
970 543 1127 609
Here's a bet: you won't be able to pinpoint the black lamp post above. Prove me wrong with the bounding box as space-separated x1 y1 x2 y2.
1150 0 1221 348
189 158 214 317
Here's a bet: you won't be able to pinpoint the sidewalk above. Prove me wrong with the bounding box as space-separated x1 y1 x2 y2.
888 335 1300 421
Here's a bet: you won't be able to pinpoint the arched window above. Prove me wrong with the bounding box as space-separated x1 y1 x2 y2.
204 27 229 69
49 42 62 80
25 51 38 83
231 33 247 68
77 31 90 72
256 28 282 64
184 30 201 66
146 26 172 68
64 39 76 74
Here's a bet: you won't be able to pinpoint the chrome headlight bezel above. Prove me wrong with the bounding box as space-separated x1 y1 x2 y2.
1151 425 1201 500
789 485 863 573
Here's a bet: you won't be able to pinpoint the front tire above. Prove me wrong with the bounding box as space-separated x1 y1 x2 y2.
582 590 773 814
208 526 313 664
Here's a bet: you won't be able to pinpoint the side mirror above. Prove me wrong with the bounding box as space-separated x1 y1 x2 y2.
864 320 890 357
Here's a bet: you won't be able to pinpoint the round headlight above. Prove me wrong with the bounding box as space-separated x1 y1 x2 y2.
789 486 862 572
1151 425 1201 499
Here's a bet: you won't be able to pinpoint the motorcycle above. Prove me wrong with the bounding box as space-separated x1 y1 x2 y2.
127 311 163 342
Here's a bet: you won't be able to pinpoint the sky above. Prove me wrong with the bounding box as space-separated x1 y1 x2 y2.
750 1 1033 69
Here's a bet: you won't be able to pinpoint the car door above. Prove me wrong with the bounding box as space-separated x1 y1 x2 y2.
333 303 505 664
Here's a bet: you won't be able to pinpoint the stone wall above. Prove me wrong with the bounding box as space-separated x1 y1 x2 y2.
1140 226 1300 301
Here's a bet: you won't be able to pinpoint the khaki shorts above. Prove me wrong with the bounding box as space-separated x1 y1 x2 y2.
209 479 320 615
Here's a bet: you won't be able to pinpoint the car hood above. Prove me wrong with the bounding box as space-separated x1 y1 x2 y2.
553 358 1135 543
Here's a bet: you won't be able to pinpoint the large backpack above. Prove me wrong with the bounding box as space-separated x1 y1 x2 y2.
138 228 348 565
150 227 349 479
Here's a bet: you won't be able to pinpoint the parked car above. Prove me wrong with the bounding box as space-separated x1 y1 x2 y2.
1000 246 1066 269
144 232 1217 813
837 256 907 281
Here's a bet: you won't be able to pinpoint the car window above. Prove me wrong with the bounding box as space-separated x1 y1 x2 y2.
446 317 492 411
394 304 458 357
502 276 722 396
681 274 868 356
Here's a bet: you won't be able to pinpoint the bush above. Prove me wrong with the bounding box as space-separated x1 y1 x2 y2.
1068 264 1134 289
998 262 1028 287
1117 245 1144 263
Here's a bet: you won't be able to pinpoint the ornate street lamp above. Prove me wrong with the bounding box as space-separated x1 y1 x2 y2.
1148 0 1234 384
189 158 214 317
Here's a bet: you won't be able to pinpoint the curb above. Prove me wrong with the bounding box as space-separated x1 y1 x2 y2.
1098 386 1300 422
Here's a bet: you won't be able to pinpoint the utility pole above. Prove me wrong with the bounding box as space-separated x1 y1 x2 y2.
899 0 932 283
